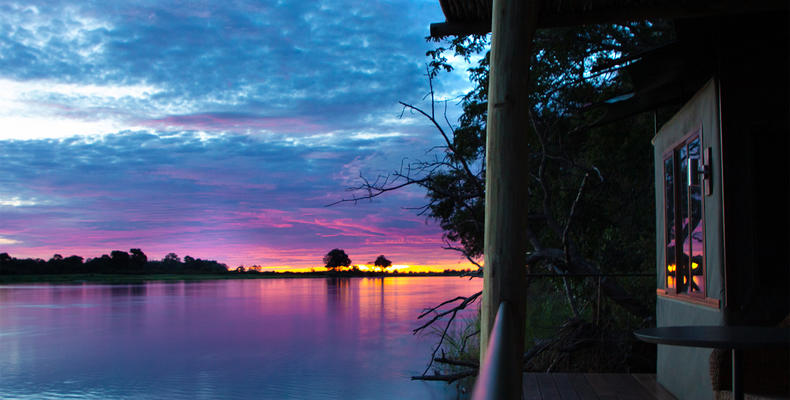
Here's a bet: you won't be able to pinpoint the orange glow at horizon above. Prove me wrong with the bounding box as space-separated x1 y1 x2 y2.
245 262 479 274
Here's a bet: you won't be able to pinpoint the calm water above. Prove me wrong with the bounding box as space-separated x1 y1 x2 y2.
0 277 481 399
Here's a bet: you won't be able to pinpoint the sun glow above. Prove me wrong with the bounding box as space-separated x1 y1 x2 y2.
249 262 478 274
352 264 409 272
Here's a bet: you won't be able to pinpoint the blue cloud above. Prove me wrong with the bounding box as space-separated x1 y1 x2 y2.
0 0 454 133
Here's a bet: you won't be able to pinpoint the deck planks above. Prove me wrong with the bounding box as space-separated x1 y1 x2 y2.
523 373 676 400
535 373 563 400
524 373 542 400
552 373 582 400
566 373 600 400
631 373 677 400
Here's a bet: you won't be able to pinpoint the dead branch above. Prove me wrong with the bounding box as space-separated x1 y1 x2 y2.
325 175 427 206
563 172 589 264
414 290 482 375
442 240 483 271
459 328 480 352
434 357 479 368
410 370 476 383
414 291 482 333
523 338 555 366
547 263 581 319
399 100 483 195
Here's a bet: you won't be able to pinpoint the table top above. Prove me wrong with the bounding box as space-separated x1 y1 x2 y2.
634 326 790 349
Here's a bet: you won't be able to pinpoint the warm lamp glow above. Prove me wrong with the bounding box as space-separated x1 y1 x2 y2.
691 262 703 291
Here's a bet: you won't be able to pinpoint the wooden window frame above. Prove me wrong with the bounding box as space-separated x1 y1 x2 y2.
660 128 716 306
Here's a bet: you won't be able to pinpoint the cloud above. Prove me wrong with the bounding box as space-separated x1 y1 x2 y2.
0 0 483 269
0 236 20 245
0 131 461 268
0 0 466 139
139 112 323 135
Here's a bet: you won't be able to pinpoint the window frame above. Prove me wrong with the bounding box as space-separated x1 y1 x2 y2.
661 128 708 300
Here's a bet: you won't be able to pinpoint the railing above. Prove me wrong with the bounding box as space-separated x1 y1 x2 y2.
471 301 521 400
470 273 653 400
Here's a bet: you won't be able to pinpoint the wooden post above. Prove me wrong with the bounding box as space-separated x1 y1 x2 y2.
480 0 539 396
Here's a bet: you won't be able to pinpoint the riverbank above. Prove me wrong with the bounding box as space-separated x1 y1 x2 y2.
0 270 475 284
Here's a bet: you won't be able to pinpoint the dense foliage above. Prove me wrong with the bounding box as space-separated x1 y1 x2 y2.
423 22 673 265
355 22 681 378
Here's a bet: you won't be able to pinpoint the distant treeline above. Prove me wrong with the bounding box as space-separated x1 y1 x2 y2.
0 249 228 275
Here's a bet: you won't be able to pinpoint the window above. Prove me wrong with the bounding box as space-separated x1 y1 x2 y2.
664 133 705 296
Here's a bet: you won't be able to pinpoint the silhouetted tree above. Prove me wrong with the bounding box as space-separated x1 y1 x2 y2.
130 248 147 268
0 252 12 274
373 255 392 272
63 255 84 273
110 250 131 271
46 254 64 273
163 253 180 264
323 249 351 271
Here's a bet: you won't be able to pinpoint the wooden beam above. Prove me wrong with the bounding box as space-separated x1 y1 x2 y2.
429 1 789 38
536 2 789 29
430 21 490 38
479 0 537 397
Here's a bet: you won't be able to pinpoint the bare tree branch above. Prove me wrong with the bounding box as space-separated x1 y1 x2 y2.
442 239 483 270
434 357 479 368
410 370 476 383
563 172 589 264
399 101 482 191
414 291 482 375
414 291 482 333
325 176 428 207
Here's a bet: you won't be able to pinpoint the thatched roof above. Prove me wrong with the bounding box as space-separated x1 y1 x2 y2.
431 0 788 37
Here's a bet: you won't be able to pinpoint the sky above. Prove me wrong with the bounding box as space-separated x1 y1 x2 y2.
0 0 482 271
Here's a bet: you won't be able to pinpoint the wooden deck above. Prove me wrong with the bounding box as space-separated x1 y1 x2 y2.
523 373 677 400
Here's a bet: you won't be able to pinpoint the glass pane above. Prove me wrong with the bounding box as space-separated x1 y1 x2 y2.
688 137 704 294
688 137 701 185
664 156 676 290
689 185 704 293
678 145 690 293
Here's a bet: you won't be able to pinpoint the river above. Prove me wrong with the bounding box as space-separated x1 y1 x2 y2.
0 276 481 399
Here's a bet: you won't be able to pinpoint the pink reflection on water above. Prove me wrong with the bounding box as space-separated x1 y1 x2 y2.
0 277 481 399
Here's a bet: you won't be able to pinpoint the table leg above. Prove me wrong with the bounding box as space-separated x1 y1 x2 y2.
732 348 743 400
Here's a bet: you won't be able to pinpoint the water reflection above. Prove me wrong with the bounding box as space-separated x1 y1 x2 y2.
0 277 480 400
108 284 147 298
326 277 352 311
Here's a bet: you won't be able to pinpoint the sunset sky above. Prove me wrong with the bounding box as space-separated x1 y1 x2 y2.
0 0 482 271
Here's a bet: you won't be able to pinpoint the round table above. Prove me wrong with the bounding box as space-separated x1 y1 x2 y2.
634 326 790 400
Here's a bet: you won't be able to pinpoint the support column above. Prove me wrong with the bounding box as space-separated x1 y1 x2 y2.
480 0 539 395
